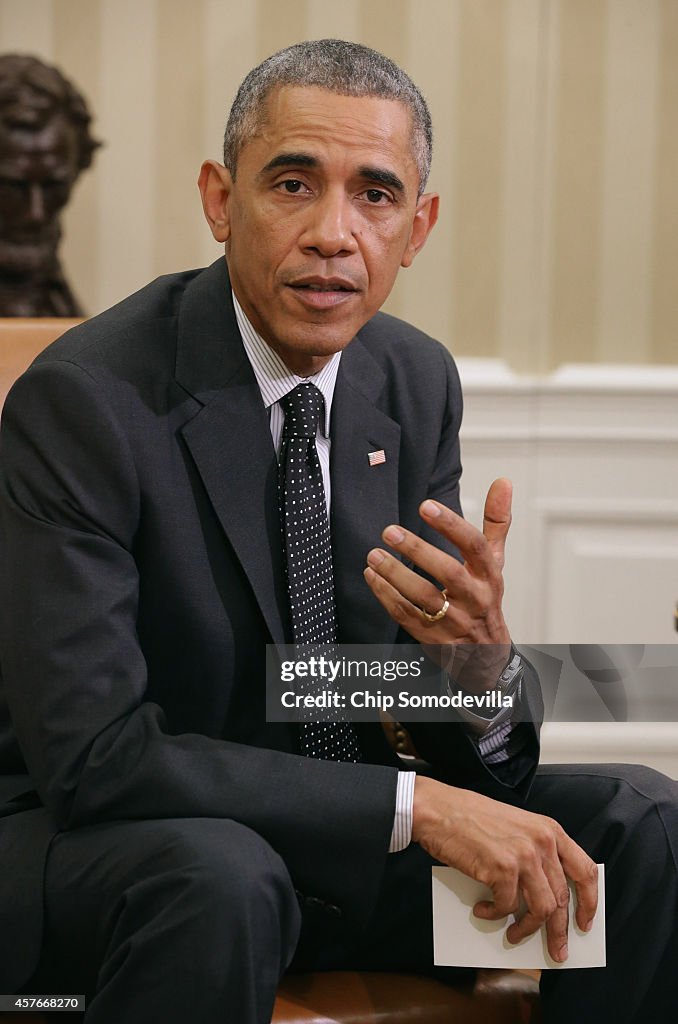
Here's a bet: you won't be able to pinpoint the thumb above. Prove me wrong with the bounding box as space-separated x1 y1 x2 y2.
483 478 512 568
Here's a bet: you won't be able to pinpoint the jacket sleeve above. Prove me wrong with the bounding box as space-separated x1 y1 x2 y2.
0 357 397 926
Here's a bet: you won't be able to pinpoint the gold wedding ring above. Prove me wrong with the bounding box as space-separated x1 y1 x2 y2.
420 589 449 623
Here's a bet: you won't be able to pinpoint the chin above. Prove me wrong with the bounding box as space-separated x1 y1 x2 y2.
291 318 364 351
290 335 354 361
269 328 355 375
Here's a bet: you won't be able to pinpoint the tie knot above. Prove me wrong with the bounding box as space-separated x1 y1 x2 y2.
281 383 324 439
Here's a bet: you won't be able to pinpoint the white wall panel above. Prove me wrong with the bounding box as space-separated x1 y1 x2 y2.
540 723 678 778
540 507 678 642
458 357 678 772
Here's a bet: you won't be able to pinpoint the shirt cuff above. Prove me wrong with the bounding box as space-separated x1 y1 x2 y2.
389 770 416 852
476 719 513 764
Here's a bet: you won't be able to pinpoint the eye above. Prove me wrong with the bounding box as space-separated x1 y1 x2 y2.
361 188 391 205
0 179 28 196
276 179 311 195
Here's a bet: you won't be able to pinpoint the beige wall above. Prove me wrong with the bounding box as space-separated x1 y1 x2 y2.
1 0 675 370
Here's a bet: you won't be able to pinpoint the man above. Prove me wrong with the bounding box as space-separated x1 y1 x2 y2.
0 39 676 1024
0 54 100 315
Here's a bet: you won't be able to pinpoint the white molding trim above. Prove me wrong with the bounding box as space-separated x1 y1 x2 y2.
456 358 678 395
462 429 678 443
457 361 678 442
540 723 678 779
535 498 678 525
546 364 678 394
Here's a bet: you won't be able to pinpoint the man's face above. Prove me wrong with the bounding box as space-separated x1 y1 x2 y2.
0 115 78 275
199 86 438 374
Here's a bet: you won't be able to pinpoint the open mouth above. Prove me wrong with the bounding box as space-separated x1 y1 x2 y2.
287 283 358 310
285 278 359 309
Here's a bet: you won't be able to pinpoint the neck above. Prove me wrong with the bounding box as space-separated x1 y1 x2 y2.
268 343 333 377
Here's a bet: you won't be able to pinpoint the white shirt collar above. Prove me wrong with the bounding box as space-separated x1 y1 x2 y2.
232 290 341 439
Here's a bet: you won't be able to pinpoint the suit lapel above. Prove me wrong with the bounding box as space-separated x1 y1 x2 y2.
330 339 401 644
175 259 289 644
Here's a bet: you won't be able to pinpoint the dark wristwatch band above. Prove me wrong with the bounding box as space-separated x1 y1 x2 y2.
446 646 524 728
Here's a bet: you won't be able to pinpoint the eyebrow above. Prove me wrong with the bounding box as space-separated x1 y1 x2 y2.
259 152 318 176
357 165 405 194
258 153 406 194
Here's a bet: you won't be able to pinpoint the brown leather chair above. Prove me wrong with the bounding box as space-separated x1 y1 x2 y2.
3 971 540 1024
0 318 83 401
0 320 542 1023
273 970 540 1022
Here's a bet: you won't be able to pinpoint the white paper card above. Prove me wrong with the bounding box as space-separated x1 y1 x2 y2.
432 865 605 969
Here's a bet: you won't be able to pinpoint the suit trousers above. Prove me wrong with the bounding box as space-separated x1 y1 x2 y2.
29 763 678 1024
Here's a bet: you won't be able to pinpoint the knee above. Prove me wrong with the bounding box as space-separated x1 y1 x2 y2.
607 763 677 820
44 817 302 1003
602 764 678 870
150 818 297 917
610 762 673 793
117 817 301 949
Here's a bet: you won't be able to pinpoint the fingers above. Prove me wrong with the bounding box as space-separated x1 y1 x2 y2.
366 542 466 608
362 491 514 642
369 512 500 591
473 865 571 963
469 820 597 964
364 545 468 638
540 860 572 963
417 499 504 581
482 478 512 570
363 565 461 647
471 843 570 962
417 480 512 576
365 487 513 627
559 841 599 934
364 509 510 643
506 862 571 963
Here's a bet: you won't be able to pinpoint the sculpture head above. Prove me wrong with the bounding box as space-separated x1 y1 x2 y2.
0 54 100 311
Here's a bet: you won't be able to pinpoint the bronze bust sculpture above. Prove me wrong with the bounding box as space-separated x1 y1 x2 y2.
0 54 101 316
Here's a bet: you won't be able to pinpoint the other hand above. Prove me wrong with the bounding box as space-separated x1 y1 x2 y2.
413 776 599 962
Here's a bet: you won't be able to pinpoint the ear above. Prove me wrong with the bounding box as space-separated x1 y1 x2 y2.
198 160 233 243
400 192 439 268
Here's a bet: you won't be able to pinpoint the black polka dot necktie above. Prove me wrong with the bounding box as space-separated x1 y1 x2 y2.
279 383 361 762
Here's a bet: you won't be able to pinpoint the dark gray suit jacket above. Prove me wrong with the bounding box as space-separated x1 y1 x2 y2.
0 258 540 991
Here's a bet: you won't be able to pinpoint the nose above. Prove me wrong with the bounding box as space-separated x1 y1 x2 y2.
26 184 47 224
298 188 358 258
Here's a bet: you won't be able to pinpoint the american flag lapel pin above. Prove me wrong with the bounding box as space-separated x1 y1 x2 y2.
368 449 386 467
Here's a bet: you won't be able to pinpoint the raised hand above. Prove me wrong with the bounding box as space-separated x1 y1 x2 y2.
364 479 514 686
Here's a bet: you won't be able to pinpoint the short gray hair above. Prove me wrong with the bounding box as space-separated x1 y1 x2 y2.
223 39 433 195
